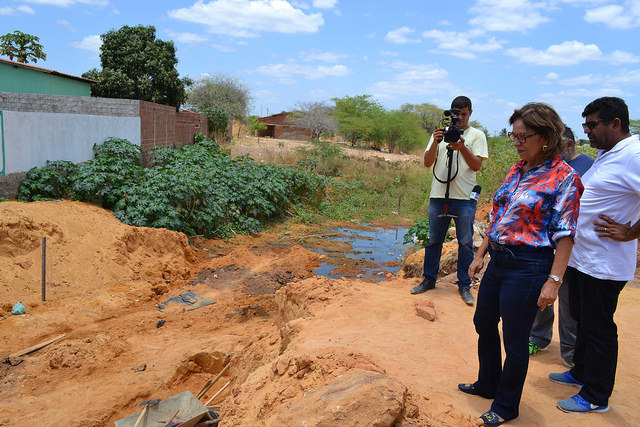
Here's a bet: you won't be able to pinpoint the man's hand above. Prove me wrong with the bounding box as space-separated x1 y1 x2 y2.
468 256 484 283
447 136 466 151
433 128 445 143
593 214 635 242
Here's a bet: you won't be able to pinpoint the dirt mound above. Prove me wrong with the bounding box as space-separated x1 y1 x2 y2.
0 201 197 307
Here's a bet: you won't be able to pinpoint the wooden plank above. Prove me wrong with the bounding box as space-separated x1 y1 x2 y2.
9 334 67 358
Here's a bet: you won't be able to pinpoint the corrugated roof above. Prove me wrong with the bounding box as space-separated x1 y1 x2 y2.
0 57 96 83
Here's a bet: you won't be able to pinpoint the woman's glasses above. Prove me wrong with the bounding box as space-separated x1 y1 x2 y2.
508 132 536 143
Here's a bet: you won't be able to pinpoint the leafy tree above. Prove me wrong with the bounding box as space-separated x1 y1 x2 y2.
247 116 268 142
630 118 640 134
288 101 338 140
83 25 190 108
202 107 229 134
332 94 385 146
187 74 252 121
399 103 442 132
379 110 426 152
470 120 488 135
0 30 46 63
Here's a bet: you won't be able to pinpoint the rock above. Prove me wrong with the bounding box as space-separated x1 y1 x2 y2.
414 301 437 322
276 370 406 426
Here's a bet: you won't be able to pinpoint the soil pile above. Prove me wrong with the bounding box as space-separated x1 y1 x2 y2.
0 201 197 308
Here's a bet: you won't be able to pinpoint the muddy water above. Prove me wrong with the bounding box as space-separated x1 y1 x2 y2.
308 225 411 281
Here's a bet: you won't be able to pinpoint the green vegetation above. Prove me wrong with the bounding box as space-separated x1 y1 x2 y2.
83 25 190 109
188 74 252 122
18 136 327 237
0 30 46 64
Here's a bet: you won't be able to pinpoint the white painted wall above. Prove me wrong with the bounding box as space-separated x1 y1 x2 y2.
2 110 140 174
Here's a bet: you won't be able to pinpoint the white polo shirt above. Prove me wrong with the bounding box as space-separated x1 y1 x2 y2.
568 134 640 281
426 126 488 200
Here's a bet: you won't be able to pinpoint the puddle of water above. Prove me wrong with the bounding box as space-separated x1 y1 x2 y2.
311 225 411 281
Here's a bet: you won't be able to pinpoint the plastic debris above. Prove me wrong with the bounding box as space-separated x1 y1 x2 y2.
11 302 25 315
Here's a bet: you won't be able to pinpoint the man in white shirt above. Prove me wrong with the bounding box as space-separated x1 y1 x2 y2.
549 97 640 415
410 96 488 305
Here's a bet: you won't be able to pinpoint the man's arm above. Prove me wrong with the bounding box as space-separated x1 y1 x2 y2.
449 139 484 171
593 214 640 242
424 128 444 168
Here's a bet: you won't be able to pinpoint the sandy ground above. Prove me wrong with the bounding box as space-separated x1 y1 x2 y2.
0 137 638 426
1 199 638 426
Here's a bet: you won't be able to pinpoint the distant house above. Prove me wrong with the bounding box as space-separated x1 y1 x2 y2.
0 58 94 97
257 112 311 140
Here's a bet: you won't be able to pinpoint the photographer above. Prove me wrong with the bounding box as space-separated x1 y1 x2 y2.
411 96 488 305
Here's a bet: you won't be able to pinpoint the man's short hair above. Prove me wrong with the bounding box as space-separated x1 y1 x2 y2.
562 125 575 142
451 96 472 110
582 97 629 133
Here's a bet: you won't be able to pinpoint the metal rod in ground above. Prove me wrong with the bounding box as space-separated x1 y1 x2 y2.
41 237 46 302
204 381 230 406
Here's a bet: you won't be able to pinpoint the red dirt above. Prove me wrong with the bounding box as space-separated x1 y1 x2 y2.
1 200 639 426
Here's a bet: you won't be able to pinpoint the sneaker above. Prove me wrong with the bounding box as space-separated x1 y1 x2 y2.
528 342 548 356
563 359 575 368
557 394 609 414
459 288 474 305
411 279 435 294
549 371 584 388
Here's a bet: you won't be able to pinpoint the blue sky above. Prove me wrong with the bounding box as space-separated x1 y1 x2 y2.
2 0 640 136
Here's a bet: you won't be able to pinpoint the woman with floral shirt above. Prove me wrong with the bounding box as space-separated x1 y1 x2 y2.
458 103 584 426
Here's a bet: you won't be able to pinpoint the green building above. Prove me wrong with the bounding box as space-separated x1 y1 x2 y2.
0 57 93 97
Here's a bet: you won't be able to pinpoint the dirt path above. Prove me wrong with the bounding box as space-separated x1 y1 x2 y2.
1 201 638 426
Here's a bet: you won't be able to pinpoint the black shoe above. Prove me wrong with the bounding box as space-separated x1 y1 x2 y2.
411 279 435 294
458 383 494 399
459 288 474 305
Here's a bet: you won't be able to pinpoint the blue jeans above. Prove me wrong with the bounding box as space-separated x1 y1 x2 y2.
422 198 476 290
472 244 554 421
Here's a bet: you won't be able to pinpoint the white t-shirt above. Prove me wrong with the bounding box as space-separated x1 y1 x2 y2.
426 126 488 199
568 135 640 281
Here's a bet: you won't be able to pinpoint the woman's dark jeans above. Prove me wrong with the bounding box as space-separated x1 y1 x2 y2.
472 243 554 421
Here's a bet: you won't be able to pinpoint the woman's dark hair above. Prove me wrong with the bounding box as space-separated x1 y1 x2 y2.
509 102 565 159
582 96 629 133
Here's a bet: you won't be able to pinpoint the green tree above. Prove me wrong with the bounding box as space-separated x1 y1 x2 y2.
187 74 252 121
247 115 268 143
0 30 46 63
379 110 426 152
399 102 442 132
331 94 385 146
83 25 190 108
630 118 640 134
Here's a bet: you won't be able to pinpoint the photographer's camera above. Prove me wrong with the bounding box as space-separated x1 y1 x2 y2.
443 108 462 143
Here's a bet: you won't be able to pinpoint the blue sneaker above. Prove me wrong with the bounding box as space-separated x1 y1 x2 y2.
549 371 584 388
557 394 609 413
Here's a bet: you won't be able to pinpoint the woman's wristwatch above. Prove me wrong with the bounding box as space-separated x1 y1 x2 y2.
548 274 563 284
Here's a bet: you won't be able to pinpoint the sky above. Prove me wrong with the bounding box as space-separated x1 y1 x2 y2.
2 0 640 137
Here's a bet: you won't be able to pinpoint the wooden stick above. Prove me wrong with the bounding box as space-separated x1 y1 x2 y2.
197 362 230 399
133 405 148 427
162 409 179 427
195 378 213 399
9 334 66 358
204 381 230 406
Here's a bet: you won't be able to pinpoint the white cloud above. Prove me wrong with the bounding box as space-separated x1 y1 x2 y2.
256 62 351 79
166 31 208 44
505 41 603 65
379 50 399 56
0 7 16 15
557 69 640 86
468 0 551 32
546 72 560 80
299 49 348 62
505 40 640 66
57 19 76 31
17 5 35 13
368 62 457 99
313 0 337 8
70 35 101 52
212 43 235 52
584 2 640 29
385 26 421 44
168 0 324 38
422 29 504 59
